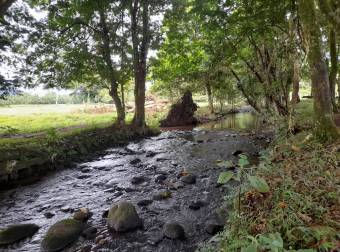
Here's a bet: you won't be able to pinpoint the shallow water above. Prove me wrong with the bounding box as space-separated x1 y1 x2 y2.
196 112 259 131
0 114 269 252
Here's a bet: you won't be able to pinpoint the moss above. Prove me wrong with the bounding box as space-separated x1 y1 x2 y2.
0 224 39 246
41 219 84 252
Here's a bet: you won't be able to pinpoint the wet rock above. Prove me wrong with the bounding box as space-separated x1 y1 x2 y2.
188 200 205 210
82 227 97 240
146 151 157 157
163 223 185 240
215 208 228 224
131 176 146 185
0 224 39 246
155 174 167 183
41 219 85 252
79 245 92 252
73 208 92 222
232 150 243 156
123 187 136 192
160 90 198 127
80 168 91 173
205 223 224 235
107 201 142 232
130 158 141 165
102 210 109 218
137 199 153 207
153 190 172 201
44 212 55 219
60 205 73 213
77 174 90 179
180 174 196 184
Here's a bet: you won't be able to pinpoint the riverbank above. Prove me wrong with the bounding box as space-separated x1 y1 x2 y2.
0 125 158 189
202 101 340 251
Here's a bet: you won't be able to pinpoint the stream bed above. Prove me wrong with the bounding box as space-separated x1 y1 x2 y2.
0 113 271 252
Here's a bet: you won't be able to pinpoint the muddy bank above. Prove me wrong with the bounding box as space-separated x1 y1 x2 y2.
0 120 272 251
0 126 158 189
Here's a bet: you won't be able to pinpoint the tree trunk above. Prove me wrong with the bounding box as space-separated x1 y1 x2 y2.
109 81 125 125
205 81 214 114
130 0 149 128
230 68 261 113
300 0 339 140
329 29 338 111
291 54 300 104
98 8 125 125
120 82 125 113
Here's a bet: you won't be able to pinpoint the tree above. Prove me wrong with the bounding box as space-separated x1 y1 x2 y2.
128 0 167 128
25 0 130 125
299 0 339 140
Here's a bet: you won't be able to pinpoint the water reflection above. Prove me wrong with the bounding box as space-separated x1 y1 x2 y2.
196 112 259 131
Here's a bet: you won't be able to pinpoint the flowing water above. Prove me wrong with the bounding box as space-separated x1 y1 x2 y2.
0 112 270 252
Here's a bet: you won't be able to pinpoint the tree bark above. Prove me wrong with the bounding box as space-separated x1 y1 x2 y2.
329 28 338 111
300 0 339 140
205 81 214 114
291 55 300 104
230 68 261 113
98 8 125 125
130 0 149 128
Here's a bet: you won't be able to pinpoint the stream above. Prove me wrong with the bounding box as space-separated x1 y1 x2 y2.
0 112 270 252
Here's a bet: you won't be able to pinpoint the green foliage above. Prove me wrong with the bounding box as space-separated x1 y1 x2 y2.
247 175 270 193
217 171 234 184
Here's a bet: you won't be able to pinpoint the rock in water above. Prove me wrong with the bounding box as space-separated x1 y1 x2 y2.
163 223 185 240
0 224 39 246
73 208 92 222
107 201 142 232
41 219 85 252
160 91 198 127
205 223 224 235
180 174 196 184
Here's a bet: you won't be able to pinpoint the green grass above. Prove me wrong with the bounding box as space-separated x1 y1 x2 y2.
0 104 167 135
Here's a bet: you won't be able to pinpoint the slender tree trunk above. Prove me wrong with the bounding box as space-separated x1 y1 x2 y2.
120 82 125 113
205 81 214 114
230 68 261 113
291 55 300 104
98 8 125 125
300 0 339 140
130 0 149 128
329 29 338 111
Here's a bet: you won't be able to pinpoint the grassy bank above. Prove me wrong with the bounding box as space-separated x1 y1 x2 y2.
201 100 340 251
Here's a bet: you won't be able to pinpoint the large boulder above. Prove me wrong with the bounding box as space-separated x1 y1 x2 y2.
107 201 142 232
160 91 198 127
0 224 39 246
41 219 85 252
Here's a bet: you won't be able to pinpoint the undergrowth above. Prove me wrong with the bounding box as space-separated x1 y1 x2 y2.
199 100 340 252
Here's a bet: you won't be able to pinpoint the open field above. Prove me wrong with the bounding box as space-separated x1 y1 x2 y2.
0 104 121 135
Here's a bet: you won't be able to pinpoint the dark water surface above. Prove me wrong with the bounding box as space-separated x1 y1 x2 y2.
0 113 268 252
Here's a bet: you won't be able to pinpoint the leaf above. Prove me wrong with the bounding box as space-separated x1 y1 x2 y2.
238 154 249 167
216 160 234 168
248 175 270 193
217 171 234 184
241 244 257 252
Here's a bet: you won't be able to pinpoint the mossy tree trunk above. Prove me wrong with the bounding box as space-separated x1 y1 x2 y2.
329 29 338 111
300 0 339 140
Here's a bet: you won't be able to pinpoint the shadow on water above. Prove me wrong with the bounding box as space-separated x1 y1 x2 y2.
196 112 259 131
